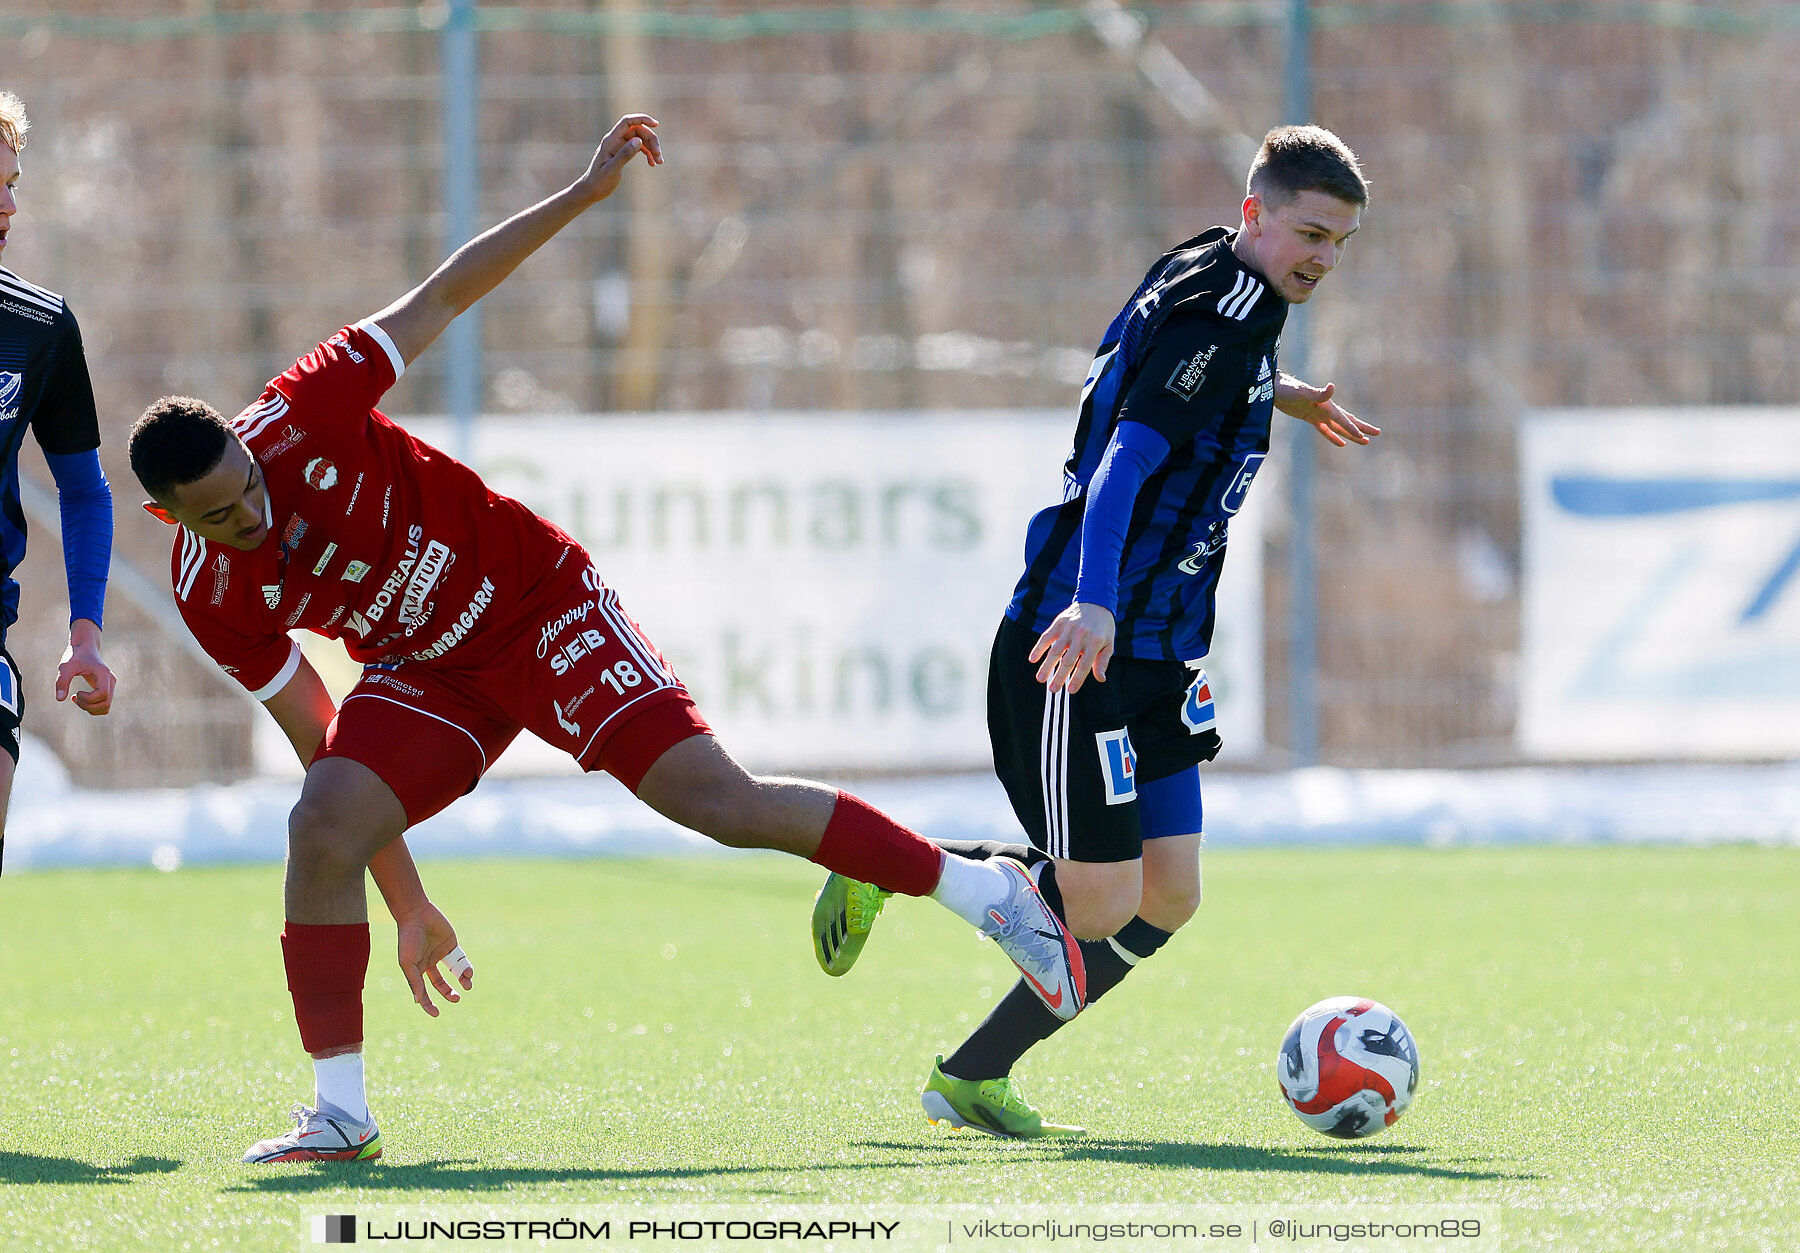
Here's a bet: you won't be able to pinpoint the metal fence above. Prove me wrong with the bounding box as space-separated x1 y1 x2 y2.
6 2 1798 784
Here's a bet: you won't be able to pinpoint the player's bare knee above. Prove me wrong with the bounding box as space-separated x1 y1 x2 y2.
286 796 374 879
1059 880 1142 940
1138 881 1202 932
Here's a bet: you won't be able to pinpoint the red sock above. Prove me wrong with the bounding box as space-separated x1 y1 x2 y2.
811 790 943 897
281 923 371 1055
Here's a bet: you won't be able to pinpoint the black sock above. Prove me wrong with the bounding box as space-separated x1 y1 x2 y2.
941 915 1175 1080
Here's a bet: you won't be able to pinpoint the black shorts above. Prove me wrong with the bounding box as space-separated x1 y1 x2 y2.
988 615 1221 864
0 648 23 765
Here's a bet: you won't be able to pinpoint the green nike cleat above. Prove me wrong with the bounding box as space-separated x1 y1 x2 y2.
811 872 892 976
920 1055 1087 1140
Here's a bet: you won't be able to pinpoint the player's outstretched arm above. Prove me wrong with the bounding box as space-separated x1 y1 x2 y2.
262 657 474 1015
368 113 662 368
1275 374 1381 447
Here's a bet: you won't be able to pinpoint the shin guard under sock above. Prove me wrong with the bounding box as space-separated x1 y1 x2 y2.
943 915 1175 1080
281 922 371 1055
810 790 943 897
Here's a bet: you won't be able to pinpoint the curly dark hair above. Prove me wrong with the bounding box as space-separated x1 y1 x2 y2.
129 396 233 502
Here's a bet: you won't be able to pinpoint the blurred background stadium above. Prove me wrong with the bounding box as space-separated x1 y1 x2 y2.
4 0 1798 795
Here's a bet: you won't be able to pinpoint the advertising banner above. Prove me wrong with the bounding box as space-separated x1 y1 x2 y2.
375 411 1266 774
1520 410 1800 758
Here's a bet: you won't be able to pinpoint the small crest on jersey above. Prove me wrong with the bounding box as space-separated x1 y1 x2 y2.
310 541 339 577
304 457 339 490
281 514 308 551
0 371 21 421
1182 669 1219 734
210 552 231 606
262 584 283 609
1165 345 1217 402
342 559 372 583
1096 729 1138 805
265 424 305 459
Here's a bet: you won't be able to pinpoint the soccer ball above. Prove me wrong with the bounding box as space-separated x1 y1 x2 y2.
1276 996 1420 1139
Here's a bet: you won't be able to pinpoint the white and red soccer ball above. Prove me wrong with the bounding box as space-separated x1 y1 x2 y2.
1277 996 1419 1138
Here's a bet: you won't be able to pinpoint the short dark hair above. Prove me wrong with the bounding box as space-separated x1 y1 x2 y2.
1247 125 1368 209
129 396 233 501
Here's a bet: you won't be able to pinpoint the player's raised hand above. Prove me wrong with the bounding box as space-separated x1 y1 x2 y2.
1275 375 1380 447
397 901 475 1018
1031 601 1116 694
55 620 115 716
576 113 663 204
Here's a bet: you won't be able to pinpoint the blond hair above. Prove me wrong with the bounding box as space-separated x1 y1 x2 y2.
0 92 29 155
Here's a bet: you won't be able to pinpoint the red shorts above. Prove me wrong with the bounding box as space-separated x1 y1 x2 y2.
315 569 711 826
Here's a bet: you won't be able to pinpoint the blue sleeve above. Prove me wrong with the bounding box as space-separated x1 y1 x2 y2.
1072 420 1171 613
44 448 113 628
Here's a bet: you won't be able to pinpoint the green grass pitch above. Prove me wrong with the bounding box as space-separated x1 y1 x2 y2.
1 845 1796 1250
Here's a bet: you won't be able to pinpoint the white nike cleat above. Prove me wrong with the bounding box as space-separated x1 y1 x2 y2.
243 1103 383 1163
983 858 1086 1021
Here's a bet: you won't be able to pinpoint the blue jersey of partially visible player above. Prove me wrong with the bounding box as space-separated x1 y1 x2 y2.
1006 226 1287 661
0 265 105 639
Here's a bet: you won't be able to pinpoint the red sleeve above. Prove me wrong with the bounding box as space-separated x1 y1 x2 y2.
268 321 405 424
172 540 301 699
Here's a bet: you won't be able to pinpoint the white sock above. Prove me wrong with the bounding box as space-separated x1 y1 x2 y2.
930 853 1012 929
313 1052 369 1124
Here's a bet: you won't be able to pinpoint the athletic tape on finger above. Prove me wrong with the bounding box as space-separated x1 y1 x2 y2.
445 946 473 979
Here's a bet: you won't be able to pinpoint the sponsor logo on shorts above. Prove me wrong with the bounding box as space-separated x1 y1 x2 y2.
311 542 339 577
0 656 19 716
1181 669 1218 734
264 423 305 459
304 457 339 490
548 627 609 677
210 552 231 606
364 670 424 699
284 591 313 627
537 599 601 659
553 698 581 738
342 559 372 583
1165 344 1217 402
562 685 598 720
408 577 497 662
0 371 21 422
1096 728 1137 806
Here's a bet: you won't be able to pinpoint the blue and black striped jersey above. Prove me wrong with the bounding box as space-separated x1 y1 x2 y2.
0 266 101 634
1006 227 1287 661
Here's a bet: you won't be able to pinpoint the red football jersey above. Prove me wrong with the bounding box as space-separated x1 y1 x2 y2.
171 322 574 698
